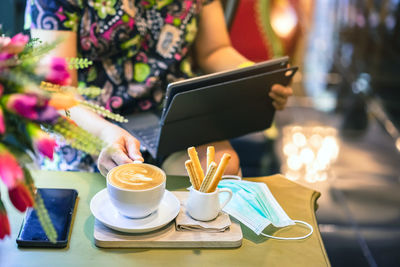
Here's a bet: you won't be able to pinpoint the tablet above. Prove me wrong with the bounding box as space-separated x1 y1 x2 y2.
161 56 289 119
156 66 298 157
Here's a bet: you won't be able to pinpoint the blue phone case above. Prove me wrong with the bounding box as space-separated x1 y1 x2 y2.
16 188 78 248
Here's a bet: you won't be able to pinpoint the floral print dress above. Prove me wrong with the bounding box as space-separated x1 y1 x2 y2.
26 0 213 171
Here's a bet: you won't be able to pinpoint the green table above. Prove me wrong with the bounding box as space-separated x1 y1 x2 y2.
0 171 330 267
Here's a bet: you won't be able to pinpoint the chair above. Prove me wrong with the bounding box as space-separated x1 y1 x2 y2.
223 0 301 62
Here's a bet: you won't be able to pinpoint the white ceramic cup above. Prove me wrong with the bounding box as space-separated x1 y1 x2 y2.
106 163 166 219
186 187 233 221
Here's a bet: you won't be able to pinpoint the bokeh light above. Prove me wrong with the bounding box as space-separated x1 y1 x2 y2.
282 125 340 183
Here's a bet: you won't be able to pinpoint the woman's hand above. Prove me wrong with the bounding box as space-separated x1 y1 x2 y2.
269 84 293 110
97 124 144 176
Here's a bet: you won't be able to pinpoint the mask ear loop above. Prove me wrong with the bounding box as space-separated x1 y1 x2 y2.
260 220 314 240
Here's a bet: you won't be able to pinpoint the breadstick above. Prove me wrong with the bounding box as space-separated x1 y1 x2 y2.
206 146 215 170
185 160 200 190
187 147 204 184
199 162 217 192
206 153 231 193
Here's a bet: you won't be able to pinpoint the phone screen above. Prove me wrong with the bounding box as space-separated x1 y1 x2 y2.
16 188 78 248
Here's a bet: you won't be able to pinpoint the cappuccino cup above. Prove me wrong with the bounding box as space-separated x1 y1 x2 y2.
106 163 166 219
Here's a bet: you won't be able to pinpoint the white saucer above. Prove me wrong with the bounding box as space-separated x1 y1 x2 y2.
90 189 180 233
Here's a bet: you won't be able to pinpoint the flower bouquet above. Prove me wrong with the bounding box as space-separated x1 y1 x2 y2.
0 33 124 242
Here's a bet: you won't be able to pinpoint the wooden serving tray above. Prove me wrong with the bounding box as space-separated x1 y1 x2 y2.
93 191 243 248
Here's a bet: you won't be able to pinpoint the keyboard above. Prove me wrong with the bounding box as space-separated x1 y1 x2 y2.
134 125 161 156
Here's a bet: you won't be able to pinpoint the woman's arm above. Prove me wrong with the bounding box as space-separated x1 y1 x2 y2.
194 1 293 110
31 29 143 175
194 1 247 73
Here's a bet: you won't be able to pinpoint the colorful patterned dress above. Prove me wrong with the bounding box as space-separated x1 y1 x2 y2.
26 0 213 171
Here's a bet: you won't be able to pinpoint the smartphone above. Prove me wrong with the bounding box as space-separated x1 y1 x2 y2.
16 188 78 248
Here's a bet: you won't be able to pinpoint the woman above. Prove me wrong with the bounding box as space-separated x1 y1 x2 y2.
27 0 292 176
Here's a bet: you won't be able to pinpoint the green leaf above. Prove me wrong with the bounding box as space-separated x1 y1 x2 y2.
67 58 93 70
77 86 102 98
40 81 102 98
23 169 58 243
20 40 59 61
49 117 105 155
79 100 128 123
34 191 58 243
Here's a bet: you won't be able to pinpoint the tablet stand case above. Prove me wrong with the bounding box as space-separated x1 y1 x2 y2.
155 67 297 159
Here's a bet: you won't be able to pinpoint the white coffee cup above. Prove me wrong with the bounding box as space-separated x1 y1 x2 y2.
106 163 166 219
186 187 233 221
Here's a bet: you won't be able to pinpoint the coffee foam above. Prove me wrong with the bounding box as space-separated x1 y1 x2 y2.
108 164 165 190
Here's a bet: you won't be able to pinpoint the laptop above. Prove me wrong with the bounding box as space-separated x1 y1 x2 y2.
121 56 297 160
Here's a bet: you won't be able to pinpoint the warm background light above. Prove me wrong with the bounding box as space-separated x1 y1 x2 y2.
271 0 298 38
282 125 340 183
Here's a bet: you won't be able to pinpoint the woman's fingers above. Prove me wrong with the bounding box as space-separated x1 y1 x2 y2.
97 148 118 176
269 84 293 110
270 84 293 97
126 136 144 162
269 91 287 110
97 139 143 177
97 126 144 177
269 91 288 103
110 145 134 165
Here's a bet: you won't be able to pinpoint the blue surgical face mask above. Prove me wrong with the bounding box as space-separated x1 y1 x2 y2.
218 179 313 240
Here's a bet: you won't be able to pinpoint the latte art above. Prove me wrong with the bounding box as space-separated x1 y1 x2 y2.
118 170 153 185
108 164 165 190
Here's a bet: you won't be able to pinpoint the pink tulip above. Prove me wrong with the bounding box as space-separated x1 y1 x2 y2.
0 36 13 62
3 93 60 123
0 37 11 48
0 107 5 135
37 105 60 124
0 33 29 55
0 84 5 134
0 144 24 189
0 201 10 239
0 52 13 61
10 33 29 46
45 57 71 86
8 182 34 212
26 123 56 160
3 93 38 120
